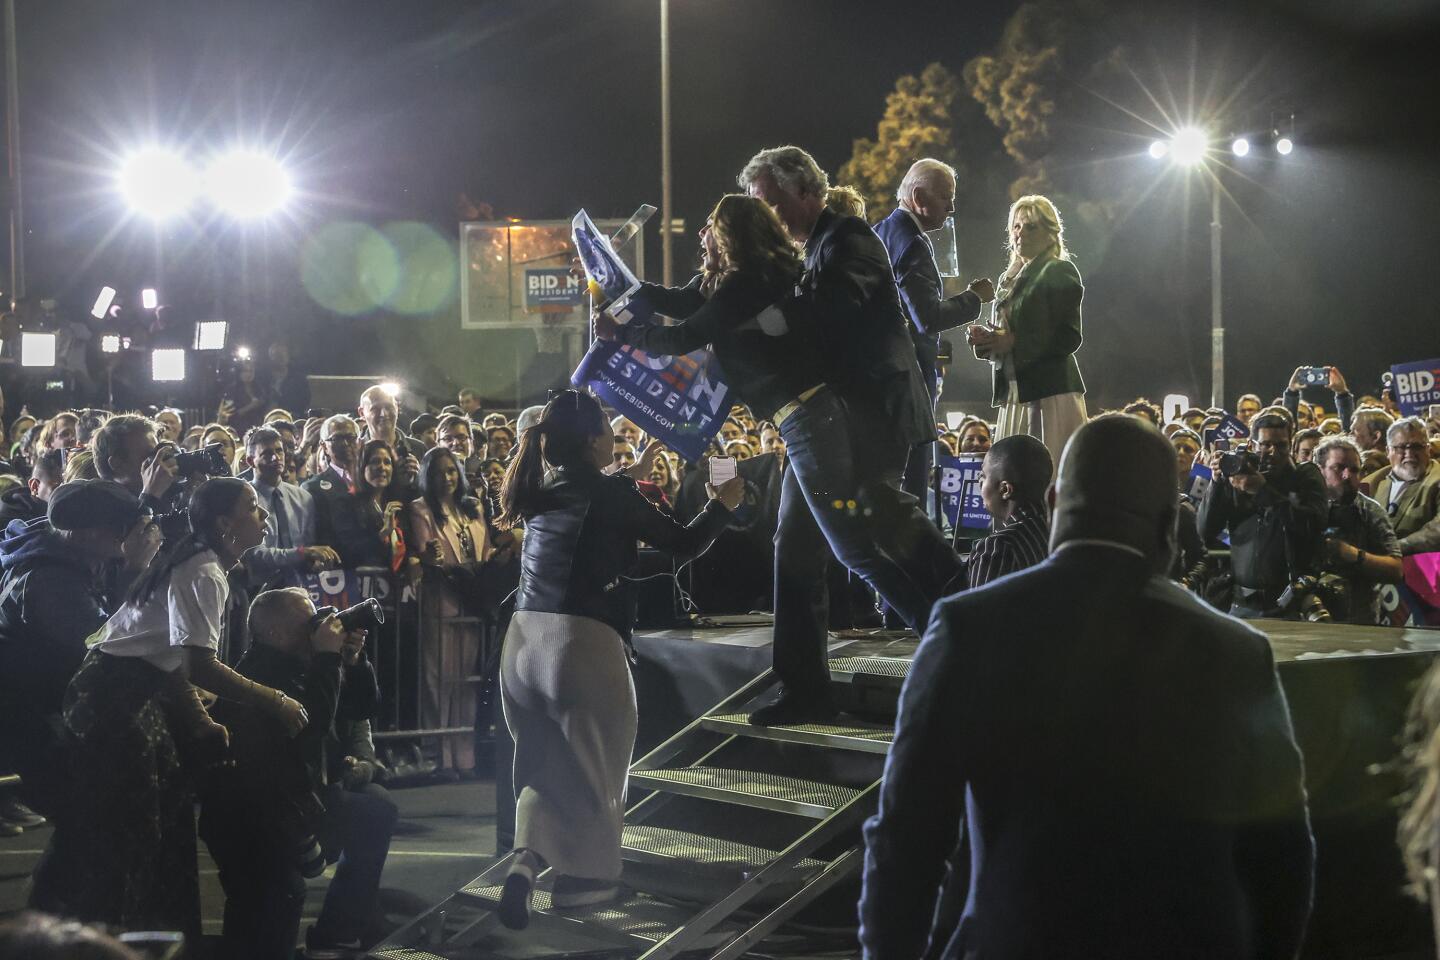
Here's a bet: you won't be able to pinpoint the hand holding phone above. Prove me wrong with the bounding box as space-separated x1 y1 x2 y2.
709 455 737 486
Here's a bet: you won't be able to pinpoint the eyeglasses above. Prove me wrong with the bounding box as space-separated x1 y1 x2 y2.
323 434 357 445
1390 443 1427 454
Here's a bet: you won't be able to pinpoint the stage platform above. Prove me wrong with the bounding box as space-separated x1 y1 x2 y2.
623 614 1440 960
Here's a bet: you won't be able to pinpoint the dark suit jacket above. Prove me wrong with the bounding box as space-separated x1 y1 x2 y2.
873 208 981 398
859 542 1314 960
803 208 933 447
985 257 1086 406
302 467 384 569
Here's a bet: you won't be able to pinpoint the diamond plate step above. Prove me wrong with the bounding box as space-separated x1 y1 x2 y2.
371 950 452 960
456 881 732 948
829 655 911 688
629 766 859 818
701 712 893 754
621 824 826 875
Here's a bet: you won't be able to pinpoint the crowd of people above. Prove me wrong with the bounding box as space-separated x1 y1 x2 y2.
0 142 1437 958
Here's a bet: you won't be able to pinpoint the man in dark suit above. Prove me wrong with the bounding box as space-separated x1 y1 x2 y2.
739 145 963 724
874 159 995 517
302 414 377 568
860 415 1314 959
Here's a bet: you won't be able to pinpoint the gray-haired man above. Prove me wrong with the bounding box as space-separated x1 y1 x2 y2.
738 145 961 724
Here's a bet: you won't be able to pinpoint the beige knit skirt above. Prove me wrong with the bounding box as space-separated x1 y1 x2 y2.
995 383 1088 472
500 610 637 881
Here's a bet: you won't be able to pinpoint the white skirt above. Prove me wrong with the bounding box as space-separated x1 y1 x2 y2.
994 381 1088 472
500 610 637 881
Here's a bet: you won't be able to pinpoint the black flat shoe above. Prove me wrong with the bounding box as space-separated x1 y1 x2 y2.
498 871 534 930
747 693 838 726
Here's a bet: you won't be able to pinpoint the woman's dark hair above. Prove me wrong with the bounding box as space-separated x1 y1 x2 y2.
498 389 606 528
126 476 251 607
354 439 398 503
353 439 400 534
702 193 804 296
419 446 479 522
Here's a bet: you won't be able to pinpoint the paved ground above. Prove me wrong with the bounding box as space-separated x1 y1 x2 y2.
0 778 502 947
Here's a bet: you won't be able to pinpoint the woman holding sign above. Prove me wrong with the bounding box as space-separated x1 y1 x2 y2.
494 390 742 926
968 195 1087 467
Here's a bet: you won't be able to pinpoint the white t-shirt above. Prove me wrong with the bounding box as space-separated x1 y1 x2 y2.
90 549 229 672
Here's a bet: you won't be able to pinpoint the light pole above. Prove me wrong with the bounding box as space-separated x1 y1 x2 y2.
1149 125 1292 410
4 0 24 308
1209 181 1222 409
659 0 673 287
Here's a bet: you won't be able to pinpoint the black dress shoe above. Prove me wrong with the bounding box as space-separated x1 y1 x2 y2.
747 693 838 726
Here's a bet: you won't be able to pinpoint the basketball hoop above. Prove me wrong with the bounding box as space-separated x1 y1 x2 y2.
534 313 567 353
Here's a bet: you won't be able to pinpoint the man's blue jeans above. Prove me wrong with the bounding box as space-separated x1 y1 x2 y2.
773 387 960 698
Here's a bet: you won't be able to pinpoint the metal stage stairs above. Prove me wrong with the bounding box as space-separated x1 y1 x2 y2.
369 634 917 959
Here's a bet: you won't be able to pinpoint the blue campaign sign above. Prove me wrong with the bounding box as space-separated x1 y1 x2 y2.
572 209 653 326
572 340 730 462
1185 463 1213 504
1203 414 1249 448
1391 358 1440 416
302 567 414 609
524 268 585 309
938 454 990 530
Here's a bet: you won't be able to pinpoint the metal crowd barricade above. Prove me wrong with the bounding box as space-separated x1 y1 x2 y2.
299 565 488 749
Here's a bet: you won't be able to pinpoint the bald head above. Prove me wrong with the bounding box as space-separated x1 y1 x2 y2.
1050 416 1178 573
248 587 315 656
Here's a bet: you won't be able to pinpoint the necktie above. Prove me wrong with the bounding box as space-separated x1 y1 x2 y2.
270 487 292 549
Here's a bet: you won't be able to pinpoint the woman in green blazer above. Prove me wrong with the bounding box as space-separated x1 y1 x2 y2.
968 195 1087 467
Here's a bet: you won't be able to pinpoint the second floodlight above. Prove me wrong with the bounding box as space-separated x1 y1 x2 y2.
1170 127 1209 166
206 151 291 218
118 149 200 220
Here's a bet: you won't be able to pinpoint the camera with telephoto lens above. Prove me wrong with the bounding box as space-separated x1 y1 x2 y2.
173 442 231 477
309 597 385 633
290 791 328 878
1275 572 1351 622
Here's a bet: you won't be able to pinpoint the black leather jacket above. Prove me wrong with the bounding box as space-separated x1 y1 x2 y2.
514 465 732 641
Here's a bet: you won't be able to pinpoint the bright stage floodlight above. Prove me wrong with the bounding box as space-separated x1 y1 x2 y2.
378 381 401 399
1276 136 1294 156
205 150 291 219
1170 127 1209 166
141 288 159 310
20 332 57 367
1231 137 1250 157
152 348 187 382
118 149 200 219
101 334 122 354
1148 140 1169 160
91 286 118 319
193 320 229 351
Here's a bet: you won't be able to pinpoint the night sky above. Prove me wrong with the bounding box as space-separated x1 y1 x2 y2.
8 0 1440 412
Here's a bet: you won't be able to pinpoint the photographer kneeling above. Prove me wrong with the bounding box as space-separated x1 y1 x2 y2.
1198 407 1328 619
1309 435 1402 624
201 589 397 960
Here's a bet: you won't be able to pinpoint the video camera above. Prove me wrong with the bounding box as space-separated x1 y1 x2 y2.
309 597 385 633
